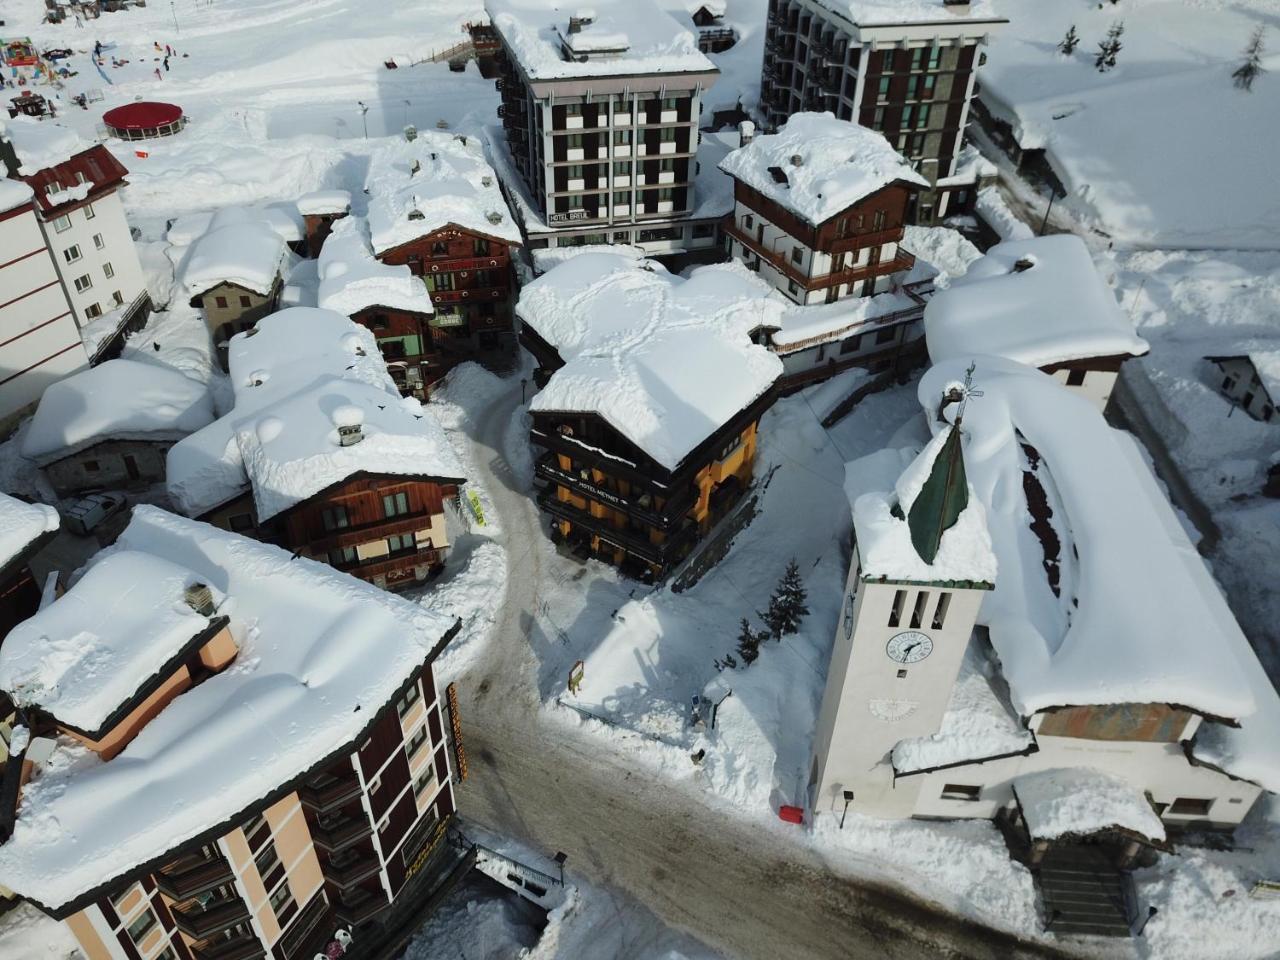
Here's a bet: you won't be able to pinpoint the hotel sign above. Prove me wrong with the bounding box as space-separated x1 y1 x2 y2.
548 209 590 224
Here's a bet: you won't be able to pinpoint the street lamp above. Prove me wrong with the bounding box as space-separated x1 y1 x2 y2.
553 850 568 886
170 0 180 33
357 101 369 140
1039 189 1064 236
840 789 854 829
520 377 529 404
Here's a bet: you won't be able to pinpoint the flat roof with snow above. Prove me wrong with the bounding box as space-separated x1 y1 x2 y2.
924 235 1148 369
1013 767 1167 843
21 359 215 465
818 0 1004 28
0 507 459 914
365 131 521 256
488 0 716 81
718 113 927 227
519 254 786 471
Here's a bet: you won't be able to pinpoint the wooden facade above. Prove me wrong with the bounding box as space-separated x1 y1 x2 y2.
377 224 518 369
347 305 441 400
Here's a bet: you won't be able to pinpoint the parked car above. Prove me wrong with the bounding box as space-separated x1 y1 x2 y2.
62 492 128 537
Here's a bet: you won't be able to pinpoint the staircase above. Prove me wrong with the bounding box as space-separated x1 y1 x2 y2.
1036 845 1134 938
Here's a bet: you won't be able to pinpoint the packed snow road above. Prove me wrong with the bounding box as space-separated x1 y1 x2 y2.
450 383 1080 960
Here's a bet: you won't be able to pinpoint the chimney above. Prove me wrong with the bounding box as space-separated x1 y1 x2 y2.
738 119 755 147
404 124 417 142
333 405 365 446
1013 256 1035 273
790 153 803 167
184 582 216 617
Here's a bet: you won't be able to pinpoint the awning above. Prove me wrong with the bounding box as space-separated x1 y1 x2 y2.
1012 767 1168 847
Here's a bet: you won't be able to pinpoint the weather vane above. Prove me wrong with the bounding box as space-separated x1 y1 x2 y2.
938 362 984 425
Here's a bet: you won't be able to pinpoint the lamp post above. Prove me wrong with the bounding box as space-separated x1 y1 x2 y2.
170 0 180 33
1039 190 1062 236
553 850 568 886
520 377 528 404
840 790 854 829
357 101 369 140
1136 905 1158 937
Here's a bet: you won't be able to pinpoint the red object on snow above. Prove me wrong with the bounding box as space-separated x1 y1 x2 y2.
778 805 804 824
103 101 186 140
134 150 149 159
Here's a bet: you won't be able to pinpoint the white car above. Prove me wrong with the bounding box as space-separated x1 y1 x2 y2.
62 492 128 537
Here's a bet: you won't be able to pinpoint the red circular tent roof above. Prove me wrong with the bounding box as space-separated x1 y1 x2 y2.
103 101 184 130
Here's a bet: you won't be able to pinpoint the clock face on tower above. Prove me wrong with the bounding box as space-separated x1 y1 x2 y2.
886 631 933 664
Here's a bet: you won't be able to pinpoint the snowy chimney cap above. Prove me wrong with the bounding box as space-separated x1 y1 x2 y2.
790 153 803 166
332 404 364 429
738 119 755 147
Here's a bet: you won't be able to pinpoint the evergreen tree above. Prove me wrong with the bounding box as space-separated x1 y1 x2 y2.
761 558 811 639
1233 26 1266 92
1095 21 1124 71
735 617 764 665
1058 24 1080 56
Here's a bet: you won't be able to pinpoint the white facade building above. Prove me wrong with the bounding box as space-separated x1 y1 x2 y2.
0 180 87 428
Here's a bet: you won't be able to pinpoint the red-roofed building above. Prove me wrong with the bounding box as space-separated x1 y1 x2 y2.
0 119 150 362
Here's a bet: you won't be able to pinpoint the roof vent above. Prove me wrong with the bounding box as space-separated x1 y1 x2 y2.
1013 256 1035 273
408 209 425 221
767 165 788 185
790 153 803 167
404 124 417 142
568 12 595 33
333 404 365 446
486 210 504 225
481 175 493 188
184 582 216 616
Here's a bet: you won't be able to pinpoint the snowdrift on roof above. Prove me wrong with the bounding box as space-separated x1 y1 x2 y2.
0 494 58 571
0 115 89 174
317 216 434 317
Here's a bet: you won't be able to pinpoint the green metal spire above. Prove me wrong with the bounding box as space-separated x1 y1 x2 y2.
907 423 969 565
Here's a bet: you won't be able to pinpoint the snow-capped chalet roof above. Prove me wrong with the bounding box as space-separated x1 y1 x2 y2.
166 307 464 522
489 0 716 81
718 113 928 227
0 550 223 736
365 132 520 256
173 206 297 299
925 235 1149 369
21 359 215 465
317 216 434 317
519 253 786 471
0 494 58 574
1013 767 1167 844
0 506 459 914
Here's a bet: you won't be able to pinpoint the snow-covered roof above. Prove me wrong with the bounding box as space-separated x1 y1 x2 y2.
488 0 716 80
519 254 785 471
0 551 223 735
892 638 1032 774
0 178 33 214
769 288 925 353
1247 352 1280 404
913 356 1260 720
365 131 521 256
924 236 1149 369
166 308 464 522
0 116 88 175
317 216 434 317
0 494 58 573
295 189 351 216
829 0 1001 27
718 113 927 227
0 506 459 913
1013 767 1166 843
175 206 296 299
21 359 215 465
847 432 998 586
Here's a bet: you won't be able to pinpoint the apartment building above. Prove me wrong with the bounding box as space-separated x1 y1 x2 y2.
519 253 784 579
0 116 149 355
759 0 1006 223
166 308 467 592
0 179 87 429
0 506 467 960
487 0 724 255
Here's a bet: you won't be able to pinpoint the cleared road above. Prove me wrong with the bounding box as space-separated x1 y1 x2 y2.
452 383 1084 960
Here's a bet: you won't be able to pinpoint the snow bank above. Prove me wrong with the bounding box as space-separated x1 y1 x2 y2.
0 551 222 734
317 215 434 316
0 116 88 175
718 112 927 227
295 189 351 216
519 254 786 470
925 234 1148 369
1013 767 1166 842
21 359 215 465
0 493 59 571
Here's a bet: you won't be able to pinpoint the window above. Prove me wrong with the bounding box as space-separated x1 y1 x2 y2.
126 909 157 944
239 295 251 308
909 590 929 629
787 280 799 296
614 130 631 146
103 262 114 279
1066 369 1087 387
382 491 410 517
215 295 229 309
717 432 743 462
902 105 914 130
472 238 489 256
73 274 93 293
875 327 896 345
63 244 82 263
84 302 102 319
927 47 941 71
932 592 951 630
84 202 96 220
791 246 803 265
109 886 137 912
743 214 754 231
112 290 124 306
387 532 416 553
53 215 71 233
268 883 294 919
1168 797 1213 817
941 784 981 802
397 682 421 718
888 589 906 628
840 335 862 355
872 107 884 127
877 77 890 101
253 840 280 879
82 459 100 472
431 241 448 257
413 765 437 799
229 513 254 532
916 104 931 129
327 545 357 566
910 47 924 71
406 723 429 759
896 669 908 679
92 232 105 250
321 505 349 532
881 50 895 71
565 133 584 149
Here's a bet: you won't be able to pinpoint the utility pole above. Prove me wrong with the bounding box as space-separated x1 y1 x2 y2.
1039 191 1058 236
171 1 180 34
357 101 369 140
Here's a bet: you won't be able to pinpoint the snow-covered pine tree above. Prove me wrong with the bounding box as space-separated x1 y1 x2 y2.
1233 26 1266 92
1105 20 1124 68
1059 25 1080 56
761 558 810 639
736 617 762 665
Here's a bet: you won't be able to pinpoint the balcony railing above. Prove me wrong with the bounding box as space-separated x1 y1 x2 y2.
428 285 509 305
276 894 332 960
311 814 374 852
322 851 382 889
725 222 916 292
334 888 389 927
829 225 908 254
299 774 362 814
536 489 698 565
534 453 691 529
172 897 252 940
155 855 235 901
191 935 265 960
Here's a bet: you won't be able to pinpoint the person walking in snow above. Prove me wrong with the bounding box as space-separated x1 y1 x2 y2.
154 67 162 80
163 57 169 72
166 44 172 57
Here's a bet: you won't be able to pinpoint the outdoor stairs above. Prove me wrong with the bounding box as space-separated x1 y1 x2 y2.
1036 846 1134 938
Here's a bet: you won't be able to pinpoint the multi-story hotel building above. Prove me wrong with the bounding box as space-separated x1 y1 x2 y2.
0 506 467 960
486 0 725 255
0 179 87 429
166 308 467 592
518 253 784 579
759 0 1006 223
0 116 150 357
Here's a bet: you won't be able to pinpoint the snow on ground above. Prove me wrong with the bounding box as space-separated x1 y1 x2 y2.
980 0 1280 247
0 903 82 960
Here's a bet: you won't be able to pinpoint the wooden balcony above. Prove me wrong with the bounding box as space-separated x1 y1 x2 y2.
322 850 382 890
155 854 235 901
309 511 444 554
334 888 389 927
725 222 916 293
311 814 373 853
191 936 265 960
536 489 697 566
276 894 333 960
172 897 252 940
428 285 509 306
829 225 907 254
534 453 693 530
299 773 362 814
